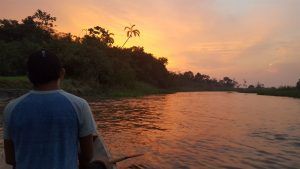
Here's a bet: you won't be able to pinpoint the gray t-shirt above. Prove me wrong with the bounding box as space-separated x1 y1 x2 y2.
3 89 97 169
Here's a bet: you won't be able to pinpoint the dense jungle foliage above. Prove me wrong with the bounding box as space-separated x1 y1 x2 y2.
0 10 240 92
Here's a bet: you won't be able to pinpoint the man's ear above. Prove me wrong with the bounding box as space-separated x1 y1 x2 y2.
60 68 66 81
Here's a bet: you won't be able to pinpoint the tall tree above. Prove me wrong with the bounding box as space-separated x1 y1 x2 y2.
221 77 238 88
122 24 140 47
101 29 114 46
86 26 114 46
31 9 56 32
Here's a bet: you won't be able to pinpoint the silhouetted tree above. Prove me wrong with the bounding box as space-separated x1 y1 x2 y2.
183 71 194 81
101 30 114 45
31 9 56 32
248 85 255 89
86 26 114 46
242 79 247 88
296 79 300 90
158 57 168 66
221 77 238 88
256 82 264 89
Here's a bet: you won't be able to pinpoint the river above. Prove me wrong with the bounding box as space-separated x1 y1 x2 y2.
1 92 300 168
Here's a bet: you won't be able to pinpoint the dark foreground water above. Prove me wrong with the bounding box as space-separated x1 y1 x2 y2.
1 92 300 168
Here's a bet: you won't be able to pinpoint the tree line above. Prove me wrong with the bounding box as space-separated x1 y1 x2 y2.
0 9 239 90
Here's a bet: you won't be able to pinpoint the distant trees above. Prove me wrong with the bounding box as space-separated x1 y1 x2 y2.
183 71 194 81
248 85 255 89
219 77 238 88
242 79 247 88
122 24 140 47
256 82 265 89
297 79 300 90
246 82 264 89
168 71 238 90
194 73 210 82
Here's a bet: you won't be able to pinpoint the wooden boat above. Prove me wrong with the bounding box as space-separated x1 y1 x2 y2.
0 134 117 169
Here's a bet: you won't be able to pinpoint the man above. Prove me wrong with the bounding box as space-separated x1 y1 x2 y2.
3 50 97 169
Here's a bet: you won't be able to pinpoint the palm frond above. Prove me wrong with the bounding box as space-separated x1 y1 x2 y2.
127 31 131 37
135 31 140 36
133 30 140 36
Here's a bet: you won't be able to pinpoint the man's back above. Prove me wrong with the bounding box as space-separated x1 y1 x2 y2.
3 90 96 169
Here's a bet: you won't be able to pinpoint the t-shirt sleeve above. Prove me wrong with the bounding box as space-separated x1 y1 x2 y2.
3 102 14 140
78 100 97 137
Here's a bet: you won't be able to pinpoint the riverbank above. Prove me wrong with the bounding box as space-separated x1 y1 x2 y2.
1 76 300 101
237 87 300 99
0 76 174 101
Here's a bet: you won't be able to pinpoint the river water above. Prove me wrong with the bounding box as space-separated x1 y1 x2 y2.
1 92 300 168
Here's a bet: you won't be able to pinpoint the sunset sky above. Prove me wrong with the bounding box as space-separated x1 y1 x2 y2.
1 0 300 87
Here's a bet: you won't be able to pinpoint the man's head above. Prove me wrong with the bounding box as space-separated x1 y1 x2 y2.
27 50 65 87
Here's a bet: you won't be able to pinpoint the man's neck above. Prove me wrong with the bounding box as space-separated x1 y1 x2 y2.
34 81 60 91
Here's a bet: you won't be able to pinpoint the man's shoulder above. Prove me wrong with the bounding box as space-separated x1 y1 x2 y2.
3 92 31 117
5 93 31 111
59 90 88 107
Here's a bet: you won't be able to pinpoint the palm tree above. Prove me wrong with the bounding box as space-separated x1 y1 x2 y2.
122 24 140 47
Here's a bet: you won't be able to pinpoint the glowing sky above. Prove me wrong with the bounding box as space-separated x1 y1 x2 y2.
1 0 300 86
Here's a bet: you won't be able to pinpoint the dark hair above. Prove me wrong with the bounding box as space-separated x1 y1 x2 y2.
27 50 62 85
